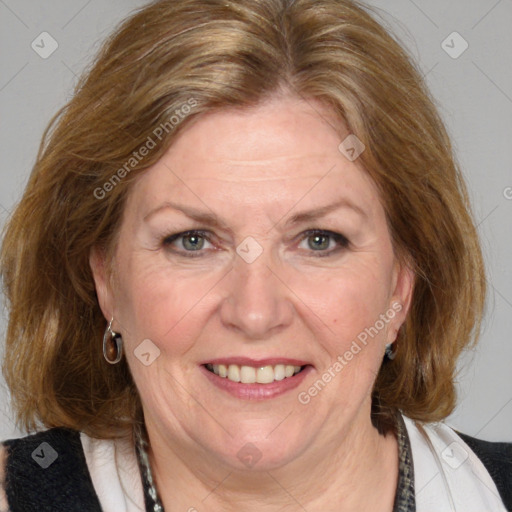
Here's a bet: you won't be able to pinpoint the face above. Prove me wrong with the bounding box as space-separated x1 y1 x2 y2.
92 95 413 471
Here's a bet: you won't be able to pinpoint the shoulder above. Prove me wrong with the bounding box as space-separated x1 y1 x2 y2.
455 430 512 508
402 415 512 511
2 427 83 478
456 430 512 467
1 428 103 512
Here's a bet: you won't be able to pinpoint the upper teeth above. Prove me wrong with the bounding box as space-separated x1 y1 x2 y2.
206 363 302 384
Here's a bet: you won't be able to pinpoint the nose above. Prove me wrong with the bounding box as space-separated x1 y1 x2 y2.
219 247 294 340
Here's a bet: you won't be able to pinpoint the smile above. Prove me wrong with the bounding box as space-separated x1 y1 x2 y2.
205 363 304 384
201 359 313 400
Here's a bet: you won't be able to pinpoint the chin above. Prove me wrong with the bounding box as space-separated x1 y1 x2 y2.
209 429 308 472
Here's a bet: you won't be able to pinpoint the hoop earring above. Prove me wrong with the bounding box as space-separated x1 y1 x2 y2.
103 317 123 364
384 343 396 360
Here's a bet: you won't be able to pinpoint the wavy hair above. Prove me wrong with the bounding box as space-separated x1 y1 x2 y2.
0 0 485 438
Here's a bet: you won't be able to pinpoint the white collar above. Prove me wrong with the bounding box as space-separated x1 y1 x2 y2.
80 431 145 511
403 415 507 511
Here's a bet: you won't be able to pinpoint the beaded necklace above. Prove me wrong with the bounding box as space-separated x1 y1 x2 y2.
134 423 165 511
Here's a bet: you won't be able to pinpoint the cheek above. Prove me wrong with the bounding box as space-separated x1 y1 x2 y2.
112 254 218 356
291 259 395 400
299 259 393 339
302 265 393 406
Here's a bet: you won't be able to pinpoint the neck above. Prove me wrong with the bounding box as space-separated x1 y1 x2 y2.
145 406 398 512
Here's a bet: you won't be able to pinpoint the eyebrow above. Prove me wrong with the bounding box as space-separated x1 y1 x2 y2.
284 198 367 226
144 201 229 228
144 198 367 228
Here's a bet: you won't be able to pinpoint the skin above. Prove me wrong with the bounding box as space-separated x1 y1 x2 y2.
91 94 414 511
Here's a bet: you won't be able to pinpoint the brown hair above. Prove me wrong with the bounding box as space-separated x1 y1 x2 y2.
0 0 485 439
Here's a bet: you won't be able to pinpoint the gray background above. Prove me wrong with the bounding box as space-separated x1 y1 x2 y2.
0 0 511 441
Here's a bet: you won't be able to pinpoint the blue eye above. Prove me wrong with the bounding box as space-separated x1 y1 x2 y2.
299 230 349 256
161 229 349 258
163 230 213 254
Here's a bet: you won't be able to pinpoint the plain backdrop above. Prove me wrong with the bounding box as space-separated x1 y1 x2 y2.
0 0 511 441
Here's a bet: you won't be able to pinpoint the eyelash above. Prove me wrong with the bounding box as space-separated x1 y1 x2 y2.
162 229 350 258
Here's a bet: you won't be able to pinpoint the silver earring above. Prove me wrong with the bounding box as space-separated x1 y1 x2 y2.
103 317 123 364
384 343 396 360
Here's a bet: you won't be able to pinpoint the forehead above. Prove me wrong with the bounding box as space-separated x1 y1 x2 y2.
126 96 383 223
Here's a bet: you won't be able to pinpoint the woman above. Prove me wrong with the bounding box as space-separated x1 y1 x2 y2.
0 0 510 510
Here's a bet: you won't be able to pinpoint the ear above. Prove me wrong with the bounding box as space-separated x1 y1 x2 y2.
386 257 415 344
89 246 115 323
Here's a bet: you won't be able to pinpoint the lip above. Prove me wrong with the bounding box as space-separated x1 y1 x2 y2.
201 357 312 367
200 363 314 400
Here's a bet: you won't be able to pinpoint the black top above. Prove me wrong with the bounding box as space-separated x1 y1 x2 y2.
3 428 102 512
457 431 512 510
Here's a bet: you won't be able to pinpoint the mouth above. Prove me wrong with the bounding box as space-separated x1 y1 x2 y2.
204 363 305 384
200 358 313 400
